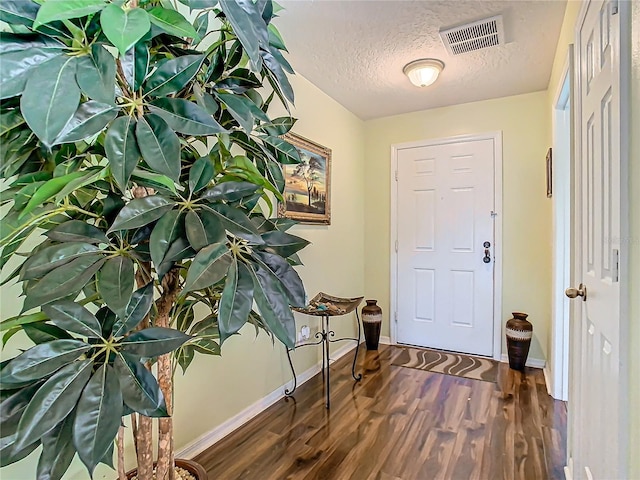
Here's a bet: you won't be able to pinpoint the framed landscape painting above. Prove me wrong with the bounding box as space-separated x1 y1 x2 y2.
278 132 331 224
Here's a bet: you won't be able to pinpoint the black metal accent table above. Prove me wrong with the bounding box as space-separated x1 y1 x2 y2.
284 293 363 409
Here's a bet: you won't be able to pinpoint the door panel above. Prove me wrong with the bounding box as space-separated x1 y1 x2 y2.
571 0 624 477
396 138 496 356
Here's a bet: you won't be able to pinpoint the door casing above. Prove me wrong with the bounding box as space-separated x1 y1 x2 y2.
390 132 503 361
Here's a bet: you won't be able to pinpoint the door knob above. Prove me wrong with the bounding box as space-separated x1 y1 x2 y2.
565 283 587 301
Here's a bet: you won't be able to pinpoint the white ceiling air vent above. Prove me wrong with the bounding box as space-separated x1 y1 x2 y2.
439 15 505 56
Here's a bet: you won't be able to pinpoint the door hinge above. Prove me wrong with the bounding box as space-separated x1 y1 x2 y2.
490 210 498 218
394 311 398 323
395 170 398 181
611 0 619 15
394 239 398 252
612 248 619 282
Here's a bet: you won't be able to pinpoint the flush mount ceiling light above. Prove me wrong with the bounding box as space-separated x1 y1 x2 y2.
403 59 445 87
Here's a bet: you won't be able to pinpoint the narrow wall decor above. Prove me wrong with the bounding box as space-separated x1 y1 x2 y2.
278 133 332 224
546 147 553 198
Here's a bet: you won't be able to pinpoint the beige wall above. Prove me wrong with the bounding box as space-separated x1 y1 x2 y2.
0 73 366 479
363 91 552 362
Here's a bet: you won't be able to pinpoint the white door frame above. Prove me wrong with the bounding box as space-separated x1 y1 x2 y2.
549 48 574 401
390 132 503 360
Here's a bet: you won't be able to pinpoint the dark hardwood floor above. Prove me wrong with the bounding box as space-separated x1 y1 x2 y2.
194 345 567 480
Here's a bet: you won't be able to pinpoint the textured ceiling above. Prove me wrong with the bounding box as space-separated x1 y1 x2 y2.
275 0 567 120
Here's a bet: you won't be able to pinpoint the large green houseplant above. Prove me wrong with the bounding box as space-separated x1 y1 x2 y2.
0 0 308 478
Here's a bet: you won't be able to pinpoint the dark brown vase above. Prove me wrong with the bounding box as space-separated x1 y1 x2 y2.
505 312 533 371
125 459 208 480
362 300 382 350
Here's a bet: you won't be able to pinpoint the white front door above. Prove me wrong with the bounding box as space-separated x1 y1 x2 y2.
395 136 497 356
570 1 627 478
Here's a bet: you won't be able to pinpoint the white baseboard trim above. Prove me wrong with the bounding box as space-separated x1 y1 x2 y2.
564 465 573 480
500 354 546 369
543 365 552 395
379 335 392 345
177 342 357 459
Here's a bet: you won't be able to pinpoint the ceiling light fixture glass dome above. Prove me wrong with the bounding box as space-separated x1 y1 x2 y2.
403 59 445 87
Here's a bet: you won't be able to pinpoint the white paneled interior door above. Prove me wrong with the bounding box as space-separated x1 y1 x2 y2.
569 1 627 477
395 136 498 356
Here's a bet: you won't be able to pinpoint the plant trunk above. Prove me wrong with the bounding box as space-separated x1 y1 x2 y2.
154 269 181 480
135 415 154 479
117 426 126 480
131 256 155 479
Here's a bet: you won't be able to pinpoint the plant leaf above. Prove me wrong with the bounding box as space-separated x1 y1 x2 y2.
46 221 109 244
105 116 140 192
54 101 117 145
107 196 175 233
260 231 310 258
54 167 109 204
0 0 39 27
188 157 214 193
261 135 301 164
217 92 267 134
252 250 305 307
147 7 199 40
149 209 183 268
0 433 39 467
100 5 150 56
148 98 225 136
200 181 259 203
114 353 167 417
247 261 295 348
22 255 106 312
191 338 220 355
20 55 80 147
96 256 134 315
0 382 43 437
37 415 76 480
218 260 254 343
156 237 194 279
0 339 91 388
194 13 208 40
23 322 73 345
112 283 153 337
76 44 116 105
184 209 225 252
260 46 294 104
0 33 65 99
19 171 85 219
183 242 232 292
120 327 191 357
257 116 296 136
0 312 47 333
73 364 122 476
203 203 262 244
136 114 180 182
219 0 268 71
43 301 102 338
34 0 107 29
129 169 177 196
144 54 204 97
122 41 149 92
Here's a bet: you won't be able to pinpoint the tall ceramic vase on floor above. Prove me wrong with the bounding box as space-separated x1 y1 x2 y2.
505 312 533 371
362 300 382 350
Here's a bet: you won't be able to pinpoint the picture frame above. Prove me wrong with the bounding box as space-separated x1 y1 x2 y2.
278 132 332 225
546 147 553 198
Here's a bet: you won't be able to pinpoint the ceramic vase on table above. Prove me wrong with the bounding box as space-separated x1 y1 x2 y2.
361 300 382 350
505 312 533 371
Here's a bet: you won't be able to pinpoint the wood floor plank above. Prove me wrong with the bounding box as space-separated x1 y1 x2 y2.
194 345 567 479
